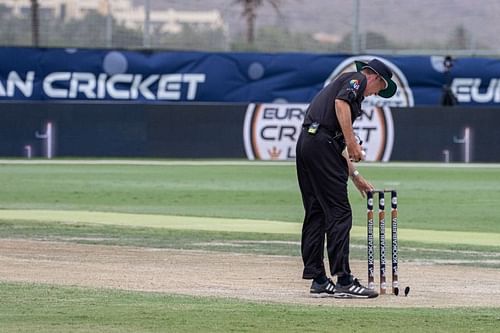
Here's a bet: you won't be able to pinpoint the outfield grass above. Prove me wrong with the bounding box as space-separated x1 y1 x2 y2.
1 282 499 333
1 162 500 232
1 162 500 264
0 163 303 222
0 161 499 332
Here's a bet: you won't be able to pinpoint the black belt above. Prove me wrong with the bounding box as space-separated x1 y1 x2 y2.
302 124 343 140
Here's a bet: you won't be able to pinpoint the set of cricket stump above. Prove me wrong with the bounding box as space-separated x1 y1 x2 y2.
366 189 410 297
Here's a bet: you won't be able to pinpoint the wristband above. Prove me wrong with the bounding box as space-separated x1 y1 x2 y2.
351 170 360 178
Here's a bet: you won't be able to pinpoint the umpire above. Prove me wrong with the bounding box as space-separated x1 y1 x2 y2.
296 58 397 299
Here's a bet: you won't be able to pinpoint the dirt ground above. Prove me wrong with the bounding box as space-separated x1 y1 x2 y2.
1 239 499 308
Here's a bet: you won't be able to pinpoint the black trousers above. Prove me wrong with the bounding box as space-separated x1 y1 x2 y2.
296 128 352 280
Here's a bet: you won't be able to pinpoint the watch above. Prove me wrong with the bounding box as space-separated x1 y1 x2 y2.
352 170 360 178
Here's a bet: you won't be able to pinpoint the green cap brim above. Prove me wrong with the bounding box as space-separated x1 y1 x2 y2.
377 80 397 98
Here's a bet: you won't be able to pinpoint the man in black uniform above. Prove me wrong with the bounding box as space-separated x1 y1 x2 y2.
296 58 397 298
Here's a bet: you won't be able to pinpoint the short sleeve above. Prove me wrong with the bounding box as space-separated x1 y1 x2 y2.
335 73 367 104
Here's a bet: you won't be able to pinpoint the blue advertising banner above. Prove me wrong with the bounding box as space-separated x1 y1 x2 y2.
0 46 498 106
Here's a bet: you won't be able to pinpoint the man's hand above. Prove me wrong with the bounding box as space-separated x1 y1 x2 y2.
351 172 374 198
346 141 365 162
342 143 366 162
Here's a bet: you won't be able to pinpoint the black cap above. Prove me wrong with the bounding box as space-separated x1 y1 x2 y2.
355 59 397 98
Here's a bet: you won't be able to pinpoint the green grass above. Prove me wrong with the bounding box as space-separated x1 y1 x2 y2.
1 282 499 333
0 163 302 221
1 220 500 267
3 209 500 247
1 161 500 332
1 162 500 264
1 163 500 232
365 166 500 232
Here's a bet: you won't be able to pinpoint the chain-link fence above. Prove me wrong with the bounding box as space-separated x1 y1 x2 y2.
1 0 499 56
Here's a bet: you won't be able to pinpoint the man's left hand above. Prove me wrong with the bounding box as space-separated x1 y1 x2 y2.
352 173 374 198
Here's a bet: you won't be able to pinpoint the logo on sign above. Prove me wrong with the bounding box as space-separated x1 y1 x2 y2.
243 103 307 160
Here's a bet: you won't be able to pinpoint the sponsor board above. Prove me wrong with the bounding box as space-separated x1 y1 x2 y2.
244 56 414 161
0 71 206 100
243 103 307 160
451 78 500 103
354 106 394 161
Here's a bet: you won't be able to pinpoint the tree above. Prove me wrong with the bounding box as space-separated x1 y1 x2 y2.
234 0 281 45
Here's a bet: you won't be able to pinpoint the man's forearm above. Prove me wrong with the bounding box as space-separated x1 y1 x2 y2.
334 99 356 145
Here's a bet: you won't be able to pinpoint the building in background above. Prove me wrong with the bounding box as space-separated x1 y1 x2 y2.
0 0 227 34
0 0 495 55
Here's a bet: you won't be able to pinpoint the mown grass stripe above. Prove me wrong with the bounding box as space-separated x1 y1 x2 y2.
1 209 499 247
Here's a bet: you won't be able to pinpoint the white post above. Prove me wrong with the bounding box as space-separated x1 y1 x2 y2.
464 127 470 163
46 122 53 159
442 149 450 163
24 145 32 159
35 121 55 159
453 127 471 163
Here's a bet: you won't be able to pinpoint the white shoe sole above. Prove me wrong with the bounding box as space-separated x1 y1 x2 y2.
310 292 336 298
333 292 378 299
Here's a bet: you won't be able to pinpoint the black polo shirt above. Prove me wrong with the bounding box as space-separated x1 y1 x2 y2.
303 72 366 133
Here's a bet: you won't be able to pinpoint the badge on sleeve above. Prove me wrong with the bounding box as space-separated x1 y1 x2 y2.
346 79 361 101
349 79 360 90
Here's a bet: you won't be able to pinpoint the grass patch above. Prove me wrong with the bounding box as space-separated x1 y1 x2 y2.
0 164 302 222
1 282 499 333
0 163 500 233
2 220 500 268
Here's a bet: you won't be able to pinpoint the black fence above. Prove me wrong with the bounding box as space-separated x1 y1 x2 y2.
391 107 499 163
0 102 247 158
0 102 498 162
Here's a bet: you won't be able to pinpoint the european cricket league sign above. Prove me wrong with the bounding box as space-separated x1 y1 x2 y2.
244 57 414 161
1 48 499 105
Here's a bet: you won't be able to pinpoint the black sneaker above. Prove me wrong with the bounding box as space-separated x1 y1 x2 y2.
310 278 336 298
333 278 378 299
